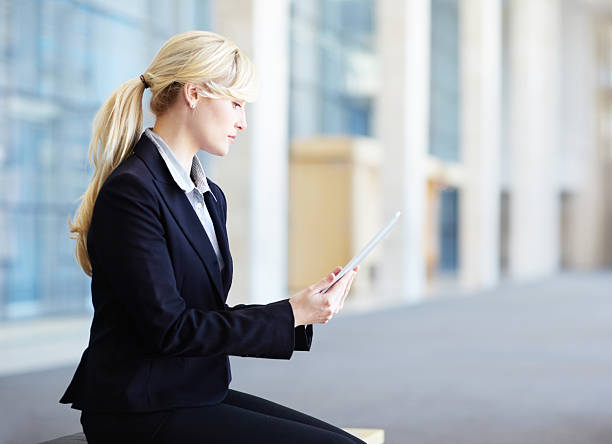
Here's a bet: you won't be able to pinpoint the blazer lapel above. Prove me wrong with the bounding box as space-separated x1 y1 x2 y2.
204 189 233 296
132 135 225 305
154 180 225 303
220 222 233 296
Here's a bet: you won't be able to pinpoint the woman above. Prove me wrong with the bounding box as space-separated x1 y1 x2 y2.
60 30 363 443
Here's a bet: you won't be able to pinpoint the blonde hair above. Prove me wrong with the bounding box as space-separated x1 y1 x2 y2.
70 30 258 276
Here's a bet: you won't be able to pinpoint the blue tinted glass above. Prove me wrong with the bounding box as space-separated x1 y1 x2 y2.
438 188 459 272
290 0 375 139
346 97 371 136
0 0 212 320
429 0 460 162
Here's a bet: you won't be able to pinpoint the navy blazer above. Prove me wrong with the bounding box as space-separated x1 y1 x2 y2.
60 134 313 413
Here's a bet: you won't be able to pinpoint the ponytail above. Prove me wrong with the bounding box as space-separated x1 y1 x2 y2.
69 77 146 276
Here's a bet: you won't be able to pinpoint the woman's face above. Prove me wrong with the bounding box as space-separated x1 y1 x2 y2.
188 95 247 156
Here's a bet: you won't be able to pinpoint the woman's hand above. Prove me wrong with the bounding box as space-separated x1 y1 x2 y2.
289 265 359 327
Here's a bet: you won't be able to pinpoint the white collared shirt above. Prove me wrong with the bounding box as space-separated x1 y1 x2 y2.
144 128 225 271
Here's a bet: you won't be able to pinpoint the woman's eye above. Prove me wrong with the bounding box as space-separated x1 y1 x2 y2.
233 102 242 109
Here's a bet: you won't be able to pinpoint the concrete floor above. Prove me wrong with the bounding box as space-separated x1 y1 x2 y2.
1 271 611 444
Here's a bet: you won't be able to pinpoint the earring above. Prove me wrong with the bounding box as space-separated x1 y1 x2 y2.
191 103 196 109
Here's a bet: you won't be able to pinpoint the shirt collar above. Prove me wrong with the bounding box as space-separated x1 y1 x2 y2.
144 128 216 202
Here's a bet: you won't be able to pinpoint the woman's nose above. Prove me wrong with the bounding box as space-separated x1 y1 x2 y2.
235 109 247 131
235 119 247 131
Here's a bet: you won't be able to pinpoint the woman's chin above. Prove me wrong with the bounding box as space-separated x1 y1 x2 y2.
201 145 229 157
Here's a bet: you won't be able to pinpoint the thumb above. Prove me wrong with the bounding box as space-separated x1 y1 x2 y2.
312 270 337 292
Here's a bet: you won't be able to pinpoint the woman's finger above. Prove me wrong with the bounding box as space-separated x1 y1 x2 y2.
311 266 343 293
340 271 356 304
311 272 335 293
327 269 353 305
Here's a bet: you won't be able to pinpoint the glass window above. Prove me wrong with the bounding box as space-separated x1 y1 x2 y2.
429 0 460 162
289 0 376 140
438 188 459 272
0 0 212 320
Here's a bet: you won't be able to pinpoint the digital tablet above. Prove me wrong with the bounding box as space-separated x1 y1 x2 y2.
320 211 401 294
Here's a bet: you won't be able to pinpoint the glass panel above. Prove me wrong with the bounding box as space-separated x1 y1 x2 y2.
0 0 212 321
429 0 460 162
290 86 321 139
289 0 376 139
438 188 459 272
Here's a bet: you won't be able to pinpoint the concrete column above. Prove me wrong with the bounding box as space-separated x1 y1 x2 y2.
560 1 605 268
459 0 502 289
508 0 562 278
376 0 430 302
213 0 290 304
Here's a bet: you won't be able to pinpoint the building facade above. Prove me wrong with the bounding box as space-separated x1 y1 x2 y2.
0 0 610 323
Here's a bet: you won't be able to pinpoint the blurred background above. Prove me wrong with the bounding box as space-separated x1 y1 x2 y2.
1 0 611 443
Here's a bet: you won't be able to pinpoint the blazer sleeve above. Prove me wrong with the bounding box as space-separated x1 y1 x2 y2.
225 303 313 352
213 181 314 352
90 172 297 359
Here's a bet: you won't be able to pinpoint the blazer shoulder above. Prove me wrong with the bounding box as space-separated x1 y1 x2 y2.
97 154 159 208
104 154 154 189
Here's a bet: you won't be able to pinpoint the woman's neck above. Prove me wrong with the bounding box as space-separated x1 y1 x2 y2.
152 119 198 174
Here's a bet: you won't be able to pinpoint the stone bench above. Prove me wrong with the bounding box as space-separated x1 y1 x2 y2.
39 434 86 443
343 428 385 444
41 428 385 443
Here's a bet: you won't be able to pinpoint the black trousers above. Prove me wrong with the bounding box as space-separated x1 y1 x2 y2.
81 389 366 443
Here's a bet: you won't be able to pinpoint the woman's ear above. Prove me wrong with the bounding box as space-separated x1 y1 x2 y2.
183 83 199 109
